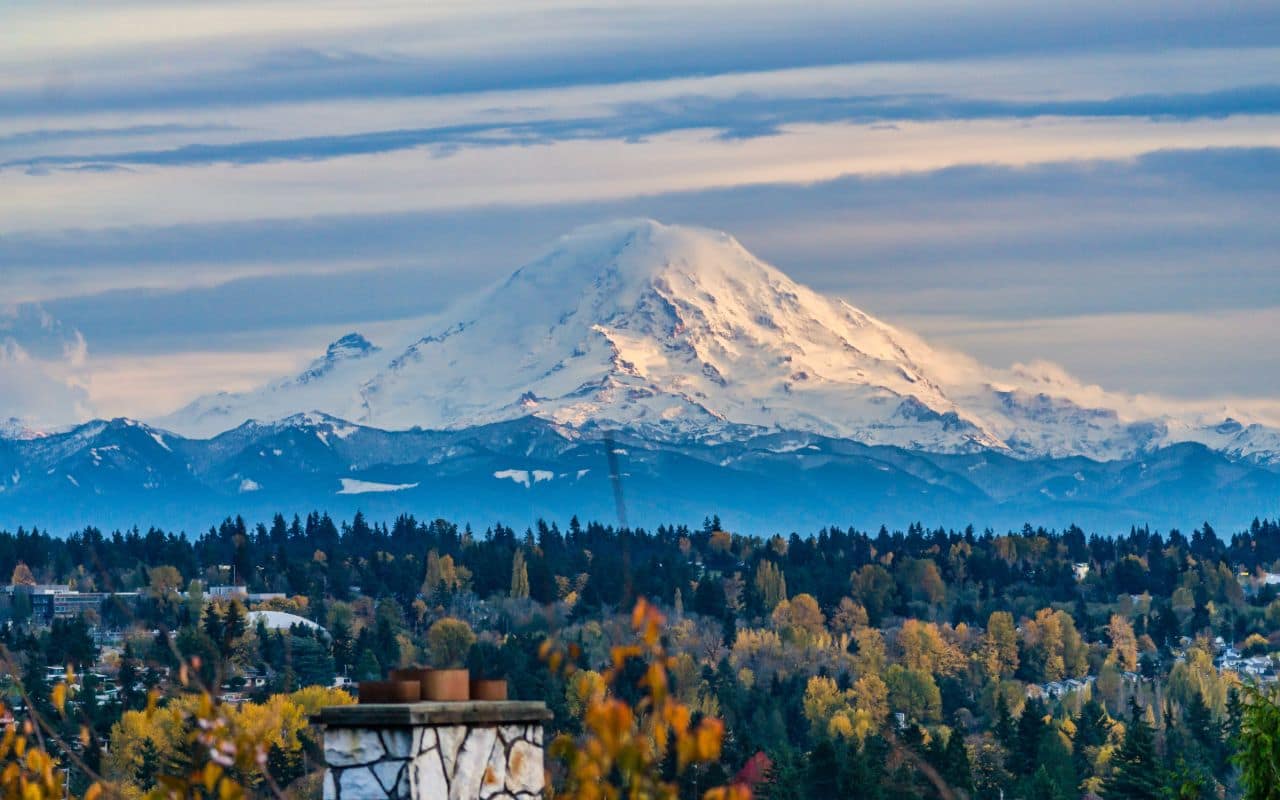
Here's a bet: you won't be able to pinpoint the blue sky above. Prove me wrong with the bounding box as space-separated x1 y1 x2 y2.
2 1 1279 425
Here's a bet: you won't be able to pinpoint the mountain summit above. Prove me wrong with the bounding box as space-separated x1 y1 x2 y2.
357 219 1002 449
163 220 1277 462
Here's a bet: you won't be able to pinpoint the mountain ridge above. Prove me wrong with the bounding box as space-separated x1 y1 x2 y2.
2 410 1278 534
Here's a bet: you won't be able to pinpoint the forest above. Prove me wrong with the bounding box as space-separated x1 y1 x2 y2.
4 512 1280 798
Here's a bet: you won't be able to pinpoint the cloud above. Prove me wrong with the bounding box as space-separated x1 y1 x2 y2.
4 1 1279 117
0 306 93 426
8 84 1280 173
6 113 1279 237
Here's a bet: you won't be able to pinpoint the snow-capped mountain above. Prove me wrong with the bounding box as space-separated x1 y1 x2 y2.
9 220 1279 533
162 220 1280 464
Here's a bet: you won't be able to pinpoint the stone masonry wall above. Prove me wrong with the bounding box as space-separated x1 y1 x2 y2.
323 721 544 799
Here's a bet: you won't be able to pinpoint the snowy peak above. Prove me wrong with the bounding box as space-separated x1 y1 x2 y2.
323 332 378 364
157 220 1280 463
354 219 997 450
298 333 380 384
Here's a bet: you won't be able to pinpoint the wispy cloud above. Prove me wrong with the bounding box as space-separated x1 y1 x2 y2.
8 85 1280 173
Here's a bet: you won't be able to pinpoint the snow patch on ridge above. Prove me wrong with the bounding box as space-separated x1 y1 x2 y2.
494 469 554 488
337 478 419 495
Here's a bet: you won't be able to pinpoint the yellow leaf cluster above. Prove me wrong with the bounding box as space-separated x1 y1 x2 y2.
544 599 750 800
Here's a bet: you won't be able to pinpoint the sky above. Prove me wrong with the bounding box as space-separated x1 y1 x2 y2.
2 0 1279 428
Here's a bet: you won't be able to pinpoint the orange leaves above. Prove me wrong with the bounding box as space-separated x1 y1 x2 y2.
0 713 63 800
50 684 66 717
677 718 724 771
544 598 749 800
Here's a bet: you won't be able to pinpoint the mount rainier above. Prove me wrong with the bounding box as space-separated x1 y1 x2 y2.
4 220 1279 532
165 220 1278 463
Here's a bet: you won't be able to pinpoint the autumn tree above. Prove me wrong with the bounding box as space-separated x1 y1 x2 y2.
897 619 964 676
511 549 530 599
885 665 942 723
754 560 787 611
422 549 471 598
853 627 887 677
982 611 1019 679
830 597 869 635
427 617 476 668
770 593 825 646
850 564 897 624
543 599 748 800
1106 614 1139 672
10 560 36 586
1021 608 1087 682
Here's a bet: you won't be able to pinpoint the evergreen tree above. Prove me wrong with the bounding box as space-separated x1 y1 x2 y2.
1103 699 1161 800
993 690 1016 748
223 600 247 646
805 740 841 798
941 729 974 794
354 648 382 681
202 601 225 655
1034 722 1077 800
330 615 354 675
1185 690 1221 768
758 749 805 800
1011 697 1046 776
1028 765 1068 800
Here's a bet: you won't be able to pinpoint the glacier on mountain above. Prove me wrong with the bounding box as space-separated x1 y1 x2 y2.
159 220 1280 463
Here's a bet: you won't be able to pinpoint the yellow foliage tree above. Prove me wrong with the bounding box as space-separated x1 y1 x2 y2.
771 593 826 646
830 597 869 635
542 599 749 800
898 619 965 676
754 561 787 611
1106 614 1139 671
981 611 1020 679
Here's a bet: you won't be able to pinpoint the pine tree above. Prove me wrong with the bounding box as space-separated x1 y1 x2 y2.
330 615 354 674
1035 721 1078 800
1028 765 1068 800
1232 685 1280 800
993 690 1016 749
202 601 224 648
1102 699 1161 800
1185 690 1220 768
941 729 974 793
223 599 247 644
1011 697 1046 776
805 740 840 798
758 749 806 800
354 648 381 681
1074 698 1110 779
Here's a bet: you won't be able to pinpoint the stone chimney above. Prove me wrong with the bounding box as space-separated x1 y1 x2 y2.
317 700 552 799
